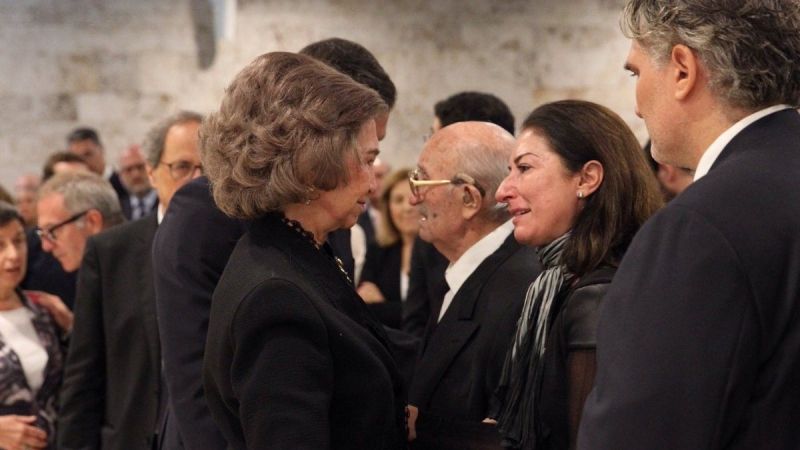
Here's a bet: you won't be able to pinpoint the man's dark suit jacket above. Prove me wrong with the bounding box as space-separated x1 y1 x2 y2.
403 238 449 338
152 177 245 450
120 192 159 221
578 109 800 449
361 241 404 328
108 170 127 203
410 234 541 449
58 215 161 450
203 214 406 449
357 207 376 244
152 176 355 450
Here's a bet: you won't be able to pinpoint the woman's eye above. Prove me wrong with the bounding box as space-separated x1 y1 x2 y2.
517 164 530 173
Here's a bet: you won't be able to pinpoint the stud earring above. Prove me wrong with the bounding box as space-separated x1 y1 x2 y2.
577 191 584 199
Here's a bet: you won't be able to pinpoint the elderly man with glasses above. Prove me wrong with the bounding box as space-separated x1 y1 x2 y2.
406 121 541 449
36 172 124 273
57 111 203 450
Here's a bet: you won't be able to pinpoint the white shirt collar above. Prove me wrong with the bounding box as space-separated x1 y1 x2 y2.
438 220 514 321
157 204 166 224
694 104 791 181
102 164 114 180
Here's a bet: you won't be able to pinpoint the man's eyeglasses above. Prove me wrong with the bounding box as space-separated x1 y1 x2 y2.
408 169 485 197
36 210 90 242
160 160 203 180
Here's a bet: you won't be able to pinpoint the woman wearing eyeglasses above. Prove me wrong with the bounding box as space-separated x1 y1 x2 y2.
489 100 663 450
201 52 406 449
0 201 73 450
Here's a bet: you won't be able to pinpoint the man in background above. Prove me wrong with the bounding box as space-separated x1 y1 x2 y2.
118 144 158 220
58 111 203 450
66 127 128 203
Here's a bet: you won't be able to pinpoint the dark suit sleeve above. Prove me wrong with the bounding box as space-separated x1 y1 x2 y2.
578 207 759 450
153 180 242 450
231 280 333 449
57 237 105 450
402 238 431 338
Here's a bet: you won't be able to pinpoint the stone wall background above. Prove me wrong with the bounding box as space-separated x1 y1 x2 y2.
0 0 642 191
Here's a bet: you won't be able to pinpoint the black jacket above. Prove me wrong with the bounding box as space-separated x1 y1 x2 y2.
203 214 407 449
410 235 541 449
58 215 161 449
579 109 800 449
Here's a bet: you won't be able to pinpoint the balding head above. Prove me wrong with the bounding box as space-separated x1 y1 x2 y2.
411 121 514 261
427 121 514 220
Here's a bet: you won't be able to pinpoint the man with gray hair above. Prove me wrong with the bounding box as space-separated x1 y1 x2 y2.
406 121 541 448
579 1 800 449
36 172 123 272
58 111 203 450
118 144 158 220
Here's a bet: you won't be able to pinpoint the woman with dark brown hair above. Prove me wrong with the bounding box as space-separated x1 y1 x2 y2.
490 99 663 449
201 52 406 449
0 201 72 450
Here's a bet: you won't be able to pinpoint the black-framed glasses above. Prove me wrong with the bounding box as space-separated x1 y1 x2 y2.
408 168 485 197
36 210 90 242
160 160 203 180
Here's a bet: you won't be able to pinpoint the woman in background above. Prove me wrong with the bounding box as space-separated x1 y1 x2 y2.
0 201 72 450
490 100 662 449
358 168 421 328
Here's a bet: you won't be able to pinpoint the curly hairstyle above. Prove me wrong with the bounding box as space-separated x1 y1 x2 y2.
621 0 800 110
522 100 663 277
201 52 388 219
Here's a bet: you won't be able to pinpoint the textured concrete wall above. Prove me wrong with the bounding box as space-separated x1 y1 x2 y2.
0 0 641 191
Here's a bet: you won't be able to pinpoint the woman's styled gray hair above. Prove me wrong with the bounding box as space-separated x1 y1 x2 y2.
201 51 387 219
621 0 800 110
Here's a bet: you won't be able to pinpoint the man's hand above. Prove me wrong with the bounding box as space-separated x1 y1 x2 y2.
407 405 419 441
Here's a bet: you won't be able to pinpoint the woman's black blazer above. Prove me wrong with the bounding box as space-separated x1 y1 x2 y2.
203 214 407 450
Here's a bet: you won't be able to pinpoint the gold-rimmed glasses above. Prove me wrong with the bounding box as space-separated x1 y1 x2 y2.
408 168 485 197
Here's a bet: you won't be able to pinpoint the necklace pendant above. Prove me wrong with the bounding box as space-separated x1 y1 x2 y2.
334 256 352 284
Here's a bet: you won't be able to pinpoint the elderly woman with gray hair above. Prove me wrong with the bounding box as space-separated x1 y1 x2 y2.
201 51 406 449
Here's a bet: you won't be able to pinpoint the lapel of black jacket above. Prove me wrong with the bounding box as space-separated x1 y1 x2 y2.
137 215 161 374
412 234 520 405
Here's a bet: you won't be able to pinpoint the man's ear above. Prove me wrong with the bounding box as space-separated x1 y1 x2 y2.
83 209 105 234
146 163 157 187
460 185 482 220
577 160 604 198
671 44 698 101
